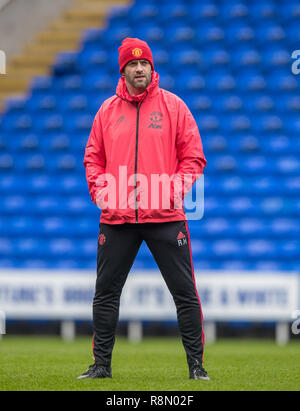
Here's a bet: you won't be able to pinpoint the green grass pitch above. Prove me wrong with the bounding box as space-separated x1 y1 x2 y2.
0 337 299 391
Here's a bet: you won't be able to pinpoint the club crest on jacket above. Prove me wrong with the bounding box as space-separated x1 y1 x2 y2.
148 111 163 129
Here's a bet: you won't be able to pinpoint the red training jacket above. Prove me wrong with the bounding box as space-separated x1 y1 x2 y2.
83 72 207 225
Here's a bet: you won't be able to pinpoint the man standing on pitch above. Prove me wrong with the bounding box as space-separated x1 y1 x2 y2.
79 38 209 381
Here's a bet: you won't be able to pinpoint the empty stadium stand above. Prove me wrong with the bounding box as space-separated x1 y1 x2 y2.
0 0 299 271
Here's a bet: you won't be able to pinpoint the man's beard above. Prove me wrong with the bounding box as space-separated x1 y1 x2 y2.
128 73 151 91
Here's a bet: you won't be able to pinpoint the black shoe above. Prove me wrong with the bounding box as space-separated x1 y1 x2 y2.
189 363 210 381
77 364 112 380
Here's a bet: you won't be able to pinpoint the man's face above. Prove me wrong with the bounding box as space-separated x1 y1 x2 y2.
123 59 152 91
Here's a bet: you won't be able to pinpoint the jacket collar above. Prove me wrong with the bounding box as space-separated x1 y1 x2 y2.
116 71 160 104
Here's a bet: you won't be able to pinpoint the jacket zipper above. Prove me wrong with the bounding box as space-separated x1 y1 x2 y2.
116 93 145 224
134 101 142 223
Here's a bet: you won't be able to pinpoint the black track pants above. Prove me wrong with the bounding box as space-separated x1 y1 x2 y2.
93 221 205 369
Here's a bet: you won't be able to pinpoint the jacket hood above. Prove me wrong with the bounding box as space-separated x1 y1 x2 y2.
116 71 160 103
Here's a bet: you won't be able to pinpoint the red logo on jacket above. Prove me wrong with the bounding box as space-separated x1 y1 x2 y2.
98 234 106 246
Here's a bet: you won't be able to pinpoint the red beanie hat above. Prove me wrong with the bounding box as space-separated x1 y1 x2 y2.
118 38 154 74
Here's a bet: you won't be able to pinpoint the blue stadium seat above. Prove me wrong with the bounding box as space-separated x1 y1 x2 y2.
107 5 132 27
1 132 35 155
60 94 88 113
231 47 261 68
202 218 233 237
56 75 82 92
282 115 300 134
213 95 243 113
0 154 14 171
220 2 249 21
196 114 219 132
0 195 28 215
280 1 300 22
0 238 14 257
245 239 277 259
276 156 300 174
18 134 40 151
263 47 290 69
45 154 78 172
3 96 27 113
245 95 274 113
87 91 113 114
271 219 300 237
267 73 298 92
188 2 219 24
81 27 103 44
128 2 159 21
34 114 64 133
52 51 80 76
103 26 134 48
0 176 19 194
255 24 286 45
0 132 6 151
195 24 225 45
165 25 195 47
39 134 70 152
237 135 260 152
174 74 206 93
248 1 277 21
0 113 33 133
63 113 93 133
236 73 266 92
219 261 252 271
133 25 164 45
158 3 188 23
203 47 230 69
219 114 251 133
212 239 242 259
225 177 275 196
26 94 58 112
225 24 255 45
206 73 236 91
188 95 212 113
204 135 228 153
76 49 110 73
275 96 300 112
82 74 115 92
169 46 204 72
284 177 300 195
238 219 268 238
150 47 169 67
6 217 38 236
30 76 53 92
